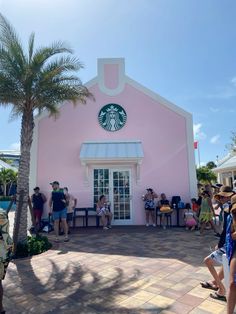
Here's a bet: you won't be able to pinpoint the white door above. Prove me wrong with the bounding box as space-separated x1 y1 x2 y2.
93 168 132 225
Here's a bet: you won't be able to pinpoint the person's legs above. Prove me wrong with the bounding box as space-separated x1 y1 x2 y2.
204 258 225 295
61 218 68 238
100 213 107 228
107 212 112 226
145 210 150 226
209 220 219 234
151 209 156 226
200 221 206 234
227 252 236 314
54 219 59 239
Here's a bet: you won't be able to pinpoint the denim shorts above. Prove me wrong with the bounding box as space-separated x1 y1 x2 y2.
207 246 226 265
52 208 67 221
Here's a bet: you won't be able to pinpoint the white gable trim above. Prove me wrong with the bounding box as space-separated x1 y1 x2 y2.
97 58 125 96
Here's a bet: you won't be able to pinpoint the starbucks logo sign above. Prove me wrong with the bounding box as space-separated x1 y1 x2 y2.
98 104 127 132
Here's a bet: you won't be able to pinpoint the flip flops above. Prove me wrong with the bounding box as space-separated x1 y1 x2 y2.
200 281 218 291
210 292 227 302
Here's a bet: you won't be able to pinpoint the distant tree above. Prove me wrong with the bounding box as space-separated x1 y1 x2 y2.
226 131 236 152
206 161 217 169
0 168 18 196
196 166 217 184
0 156 13 165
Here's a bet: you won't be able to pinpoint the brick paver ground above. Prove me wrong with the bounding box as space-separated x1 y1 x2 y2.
3 216 229 313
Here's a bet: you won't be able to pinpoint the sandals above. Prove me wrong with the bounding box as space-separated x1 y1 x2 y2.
200 281 218 291
210 292 227 302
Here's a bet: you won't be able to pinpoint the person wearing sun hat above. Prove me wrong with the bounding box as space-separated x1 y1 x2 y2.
0 208 13 314
226 194 236 314
200 186 234 302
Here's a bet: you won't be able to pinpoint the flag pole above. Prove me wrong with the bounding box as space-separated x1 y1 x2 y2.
198 141 201 168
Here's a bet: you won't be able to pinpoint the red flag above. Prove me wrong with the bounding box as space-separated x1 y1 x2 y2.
194 141 198 149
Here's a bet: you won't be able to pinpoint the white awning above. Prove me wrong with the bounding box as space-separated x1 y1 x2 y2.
80 141 144 183
80 140 144 164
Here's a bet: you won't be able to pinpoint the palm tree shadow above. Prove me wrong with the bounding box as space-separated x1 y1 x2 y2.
6 257 169 313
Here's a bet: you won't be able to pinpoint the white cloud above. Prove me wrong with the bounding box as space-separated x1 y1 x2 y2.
209 107 220 113
231 76 236 86
210 134 220 144
193 123 207 140
9 142 20 151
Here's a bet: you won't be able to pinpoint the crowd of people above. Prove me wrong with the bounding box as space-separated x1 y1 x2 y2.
0 181 236 313
198 184 236 314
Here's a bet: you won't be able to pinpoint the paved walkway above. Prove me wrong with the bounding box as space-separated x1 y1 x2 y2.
3 219 229 313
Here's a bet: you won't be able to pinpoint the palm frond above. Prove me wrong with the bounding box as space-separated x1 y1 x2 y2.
28 32 35 62
0 13 26 71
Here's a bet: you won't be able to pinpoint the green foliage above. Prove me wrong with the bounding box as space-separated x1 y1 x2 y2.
206 161 217 169
15 235 52 258
0 168 18 196
0 195 13 201
196 166 217 184
226 131 236 152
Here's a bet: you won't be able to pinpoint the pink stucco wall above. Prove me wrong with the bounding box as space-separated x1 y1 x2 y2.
36 86 189 224
35 60 191 225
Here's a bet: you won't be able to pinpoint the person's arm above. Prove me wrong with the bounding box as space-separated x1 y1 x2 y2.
41 193 47 203
49 195 52 213
218 211 228 248
74 197 77 208
153 192 158 199
232 231 236 241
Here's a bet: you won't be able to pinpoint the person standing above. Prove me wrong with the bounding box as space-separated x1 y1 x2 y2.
0 209 13 314
143 188 158 227
197 190 218 236
31 187 47 231
63 187 77 233
49 181 69 242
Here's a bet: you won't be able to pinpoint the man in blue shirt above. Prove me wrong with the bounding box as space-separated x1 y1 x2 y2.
49 181 69 242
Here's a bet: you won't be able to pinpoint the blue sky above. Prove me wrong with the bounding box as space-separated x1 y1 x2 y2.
0 0 235 164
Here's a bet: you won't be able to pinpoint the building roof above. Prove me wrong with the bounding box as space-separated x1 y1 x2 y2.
214 152 236 172
0 159 18 172
80 140 144 163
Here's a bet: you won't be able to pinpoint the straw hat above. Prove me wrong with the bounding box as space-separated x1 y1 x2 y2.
215 185 234 197
231 194 236 214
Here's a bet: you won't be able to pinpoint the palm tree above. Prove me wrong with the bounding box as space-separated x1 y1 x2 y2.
0 168 17 196
0 14 93 243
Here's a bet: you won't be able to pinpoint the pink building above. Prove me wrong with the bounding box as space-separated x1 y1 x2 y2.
30 58 197 225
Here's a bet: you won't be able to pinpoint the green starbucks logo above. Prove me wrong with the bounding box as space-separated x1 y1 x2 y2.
98 104 127 132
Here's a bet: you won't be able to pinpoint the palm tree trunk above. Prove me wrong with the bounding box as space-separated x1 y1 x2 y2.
13 109 34 244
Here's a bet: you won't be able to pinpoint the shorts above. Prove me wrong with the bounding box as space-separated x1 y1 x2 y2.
52 208 67 221
67 212 73 222
207 246 226 265
186 218 197 227
145 207 155 211
33 209 43 219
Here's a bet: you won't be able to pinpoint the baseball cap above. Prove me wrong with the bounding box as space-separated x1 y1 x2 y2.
146 188 153 193
50 181 60 185
33 187 40 191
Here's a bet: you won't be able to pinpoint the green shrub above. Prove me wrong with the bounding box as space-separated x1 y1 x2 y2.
15 235 52 258
0 196 13 201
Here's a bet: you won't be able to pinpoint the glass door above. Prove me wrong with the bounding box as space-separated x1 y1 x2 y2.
93 168 132 225
112 170 132 224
